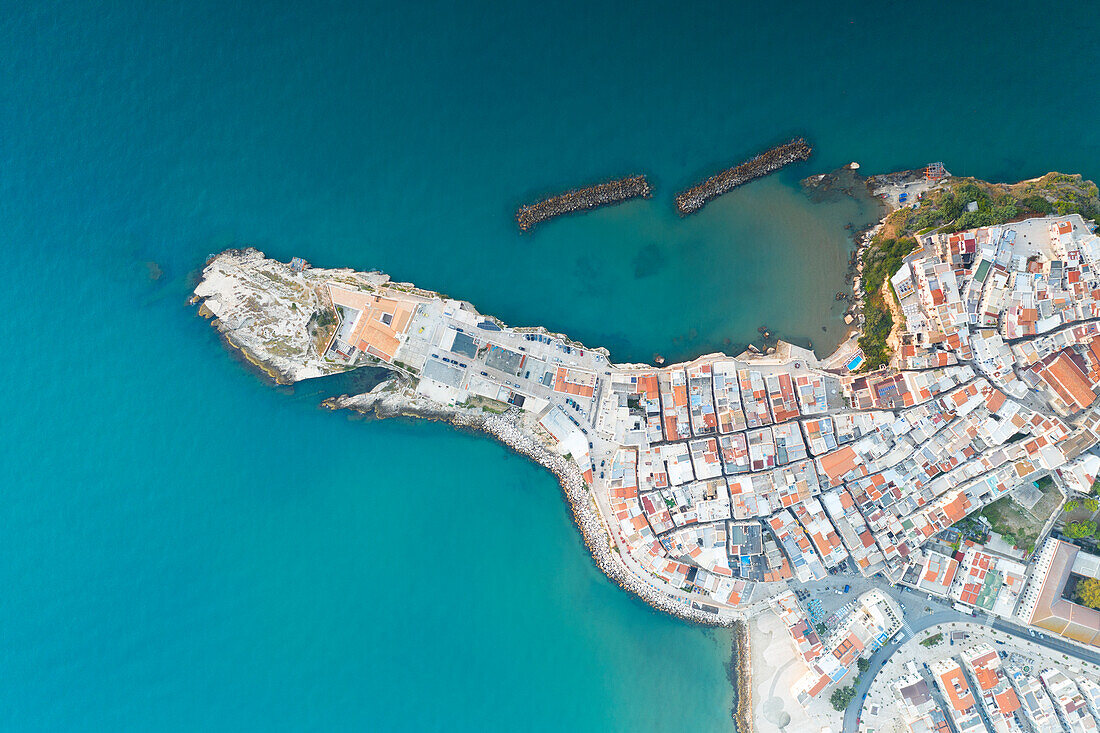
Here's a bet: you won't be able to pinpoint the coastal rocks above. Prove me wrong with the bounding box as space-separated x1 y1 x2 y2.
732 621 754 733
864 167 929 193
800 162 871 205
676 138 812 215
191 248 390 383
516 175 652 232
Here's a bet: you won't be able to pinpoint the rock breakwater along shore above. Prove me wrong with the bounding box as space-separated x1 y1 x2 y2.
731 620 753 733
675 138 812 215
516 175 652 231
324 380 724 626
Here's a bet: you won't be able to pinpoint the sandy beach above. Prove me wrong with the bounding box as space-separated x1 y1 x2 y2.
749 609 815 733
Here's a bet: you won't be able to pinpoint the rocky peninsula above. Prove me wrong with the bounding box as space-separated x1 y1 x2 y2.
191 248 752 625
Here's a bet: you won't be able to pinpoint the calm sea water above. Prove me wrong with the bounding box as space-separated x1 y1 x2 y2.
3 1 1100 730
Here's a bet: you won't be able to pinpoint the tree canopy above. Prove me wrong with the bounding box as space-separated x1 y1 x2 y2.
1065 520 1097 539
830 686 857 711
1077 577 1100 610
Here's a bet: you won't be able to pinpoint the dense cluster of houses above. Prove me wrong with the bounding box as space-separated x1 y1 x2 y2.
314 213 1100 692
592 217 1100 699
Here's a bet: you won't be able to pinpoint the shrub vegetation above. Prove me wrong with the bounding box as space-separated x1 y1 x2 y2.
855 173 1100 370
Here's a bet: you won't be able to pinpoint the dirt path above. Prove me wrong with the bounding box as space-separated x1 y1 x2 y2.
881 278 906 361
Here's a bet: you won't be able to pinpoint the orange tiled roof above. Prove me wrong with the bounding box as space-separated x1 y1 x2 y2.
1040 351 1097 411
329 285 417 362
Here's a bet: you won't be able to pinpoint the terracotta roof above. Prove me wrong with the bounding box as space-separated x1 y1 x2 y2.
329 285 417 362
1039 350 1097 411
1028 541 1100 647
993 688 1020 714
971 664 998 691
938 666 975 711
818 446 859 482
554 367 595 397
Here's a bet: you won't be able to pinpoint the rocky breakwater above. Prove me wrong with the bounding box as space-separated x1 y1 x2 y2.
325 380 726 626
516 175 652 231
731 620 753 733
676 138 812 215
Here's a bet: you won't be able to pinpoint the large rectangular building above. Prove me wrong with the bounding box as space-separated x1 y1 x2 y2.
1016 539 1100 648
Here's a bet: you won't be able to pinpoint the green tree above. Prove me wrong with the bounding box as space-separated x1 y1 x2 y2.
920 633 943 647
1066 521 1098 539
1020 194 1054 215
830 686 857 711
1076 577 1100 610
857 657 870 675
1085 498 1099 512
1065 500 1080 512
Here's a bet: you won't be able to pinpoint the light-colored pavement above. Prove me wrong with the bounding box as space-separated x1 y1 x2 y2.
843 610 960 733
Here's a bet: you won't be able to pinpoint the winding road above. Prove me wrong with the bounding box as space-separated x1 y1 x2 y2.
843 609 1100 732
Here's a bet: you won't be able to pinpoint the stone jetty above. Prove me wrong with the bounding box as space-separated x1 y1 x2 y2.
675 138 812 215
732 620 754 733
516 175 652 231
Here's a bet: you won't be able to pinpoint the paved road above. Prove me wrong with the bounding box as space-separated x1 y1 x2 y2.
843 609 1100 732
989 617 1100 665
843 610 959 733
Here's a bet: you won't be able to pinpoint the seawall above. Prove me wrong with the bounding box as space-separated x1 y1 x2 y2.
732 620 753 733
323 381 729 626
516 175 652 231
676 139 812 215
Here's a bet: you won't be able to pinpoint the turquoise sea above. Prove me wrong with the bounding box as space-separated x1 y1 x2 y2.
3 1 1100 730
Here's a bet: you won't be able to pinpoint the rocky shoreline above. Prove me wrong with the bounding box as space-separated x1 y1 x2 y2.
801 165 891 336
675 138 812 215
200 307 297 385
322 379 728 626
516 175 653 231
190 244 813 719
